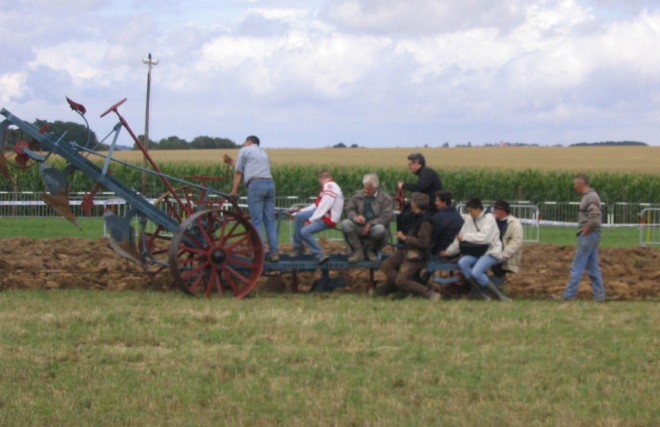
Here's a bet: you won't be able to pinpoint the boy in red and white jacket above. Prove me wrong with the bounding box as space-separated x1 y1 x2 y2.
292 170 344 263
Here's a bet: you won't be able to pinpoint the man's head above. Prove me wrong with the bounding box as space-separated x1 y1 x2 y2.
362 173 379 197
411 192 429 213
492 200 510 220
465 198 484 219
435 190 453 209
407 153 425 173
244 135 260 146
318 170 333 185
573 174 590 194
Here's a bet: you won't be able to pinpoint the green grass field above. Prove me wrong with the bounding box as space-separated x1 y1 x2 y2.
0 291 657 426
0 217 644 247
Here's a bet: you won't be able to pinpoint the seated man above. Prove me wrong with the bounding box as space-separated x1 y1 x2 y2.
431 190 464 257
378 193 440 301
291 170 344 264
491 200 523 282
342 173 393 262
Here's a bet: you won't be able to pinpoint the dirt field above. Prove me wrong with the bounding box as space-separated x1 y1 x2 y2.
0 238 658 300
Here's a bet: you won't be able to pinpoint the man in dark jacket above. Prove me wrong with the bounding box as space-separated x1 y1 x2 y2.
431 190 464 254
378 193 440 300
396 153 443 238
397 153 443 213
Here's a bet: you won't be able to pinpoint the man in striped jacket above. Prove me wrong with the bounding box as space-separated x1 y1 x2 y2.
291 170 344 264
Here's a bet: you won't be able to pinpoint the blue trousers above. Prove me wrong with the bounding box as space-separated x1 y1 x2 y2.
458 254 499 287
247 180 278 252
293 210 331 259
563 233 605 301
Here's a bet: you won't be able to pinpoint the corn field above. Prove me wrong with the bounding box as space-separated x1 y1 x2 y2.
2 160 659 204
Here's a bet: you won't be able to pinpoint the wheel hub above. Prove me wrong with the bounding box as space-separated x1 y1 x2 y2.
210 248 226 266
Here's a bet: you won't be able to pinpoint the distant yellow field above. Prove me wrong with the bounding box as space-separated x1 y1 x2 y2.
111 146 660 173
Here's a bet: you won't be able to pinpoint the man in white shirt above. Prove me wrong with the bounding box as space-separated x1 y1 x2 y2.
291 170 344 264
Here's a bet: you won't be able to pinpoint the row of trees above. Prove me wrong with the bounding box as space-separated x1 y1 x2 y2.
136 135 240 150
24 120 239 151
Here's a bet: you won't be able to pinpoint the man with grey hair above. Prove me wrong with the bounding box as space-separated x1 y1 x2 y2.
560 174 606 301
342 173 394 262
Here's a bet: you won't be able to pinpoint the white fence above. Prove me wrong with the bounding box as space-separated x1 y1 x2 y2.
2 192 659 246
639 208 660 247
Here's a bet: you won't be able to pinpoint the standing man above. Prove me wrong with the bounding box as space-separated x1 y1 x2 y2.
291 170 344 264
397 153 443 237
561 174 606 301
230 135 279 262
397 153 443 213
342 173 393 262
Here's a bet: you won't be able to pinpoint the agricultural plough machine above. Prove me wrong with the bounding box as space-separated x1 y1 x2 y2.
0 98 265 298
0 98 463 297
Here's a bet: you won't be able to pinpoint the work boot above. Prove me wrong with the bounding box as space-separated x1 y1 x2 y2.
366 249 378 262
375 279 397 296
467 278 491 301
347 252 365 263
269 251 280 262
346 233 364 259
426 290 441 301
485 281 512 302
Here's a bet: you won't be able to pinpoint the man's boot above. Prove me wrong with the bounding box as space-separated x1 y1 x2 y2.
375 279 397 296
346 234 365 262
485 281 512 302
467 278 491 301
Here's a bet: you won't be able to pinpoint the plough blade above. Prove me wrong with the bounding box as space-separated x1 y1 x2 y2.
39 163 79 228
104 212 142 265
42 192 79 229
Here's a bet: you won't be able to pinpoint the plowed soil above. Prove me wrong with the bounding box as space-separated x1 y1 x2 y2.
0 238 658 300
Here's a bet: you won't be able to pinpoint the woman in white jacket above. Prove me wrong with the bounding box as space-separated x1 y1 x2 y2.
442 198 510 301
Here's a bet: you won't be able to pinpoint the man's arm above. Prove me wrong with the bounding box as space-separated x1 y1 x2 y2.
501 219 523 261
230 171 242 197
402 168 432 192
404 221 433 250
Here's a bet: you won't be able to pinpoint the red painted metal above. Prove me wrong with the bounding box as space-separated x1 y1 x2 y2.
168 209 264 298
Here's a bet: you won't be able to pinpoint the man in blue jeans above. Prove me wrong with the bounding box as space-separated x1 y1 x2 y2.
561 174 606 301
230 135 279 262
291 170 344 264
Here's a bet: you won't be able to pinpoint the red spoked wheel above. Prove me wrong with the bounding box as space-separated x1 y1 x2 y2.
0 124 46 172
141 185 238 269
168 208 264 298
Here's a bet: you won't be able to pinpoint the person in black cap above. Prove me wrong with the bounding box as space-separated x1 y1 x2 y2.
491 200 523 281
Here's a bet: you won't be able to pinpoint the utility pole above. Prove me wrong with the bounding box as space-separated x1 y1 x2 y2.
142 53 158 195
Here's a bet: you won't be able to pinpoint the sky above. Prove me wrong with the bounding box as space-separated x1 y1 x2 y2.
1 0 660 148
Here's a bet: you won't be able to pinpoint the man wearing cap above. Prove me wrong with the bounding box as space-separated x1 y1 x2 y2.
491 200 523 281
230 135 279 262
560 174 606 301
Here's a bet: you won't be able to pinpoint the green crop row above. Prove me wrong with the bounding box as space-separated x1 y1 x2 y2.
2 161 659 204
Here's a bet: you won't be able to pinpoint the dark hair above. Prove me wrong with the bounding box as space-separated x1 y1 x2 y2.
574 173 589 186
411 192 429 210
407 152 426 167
465 198 483 210
493 199 511 214
246 135 260 146
436 190 453 206
318 170 333 180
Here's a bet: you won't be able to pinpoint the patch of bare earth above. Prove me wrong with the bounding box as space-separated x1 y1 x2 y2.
0 238 658 300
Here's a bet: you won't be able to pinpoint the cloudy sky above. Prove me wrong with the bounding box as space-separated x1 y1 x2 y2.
1 0 659 147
